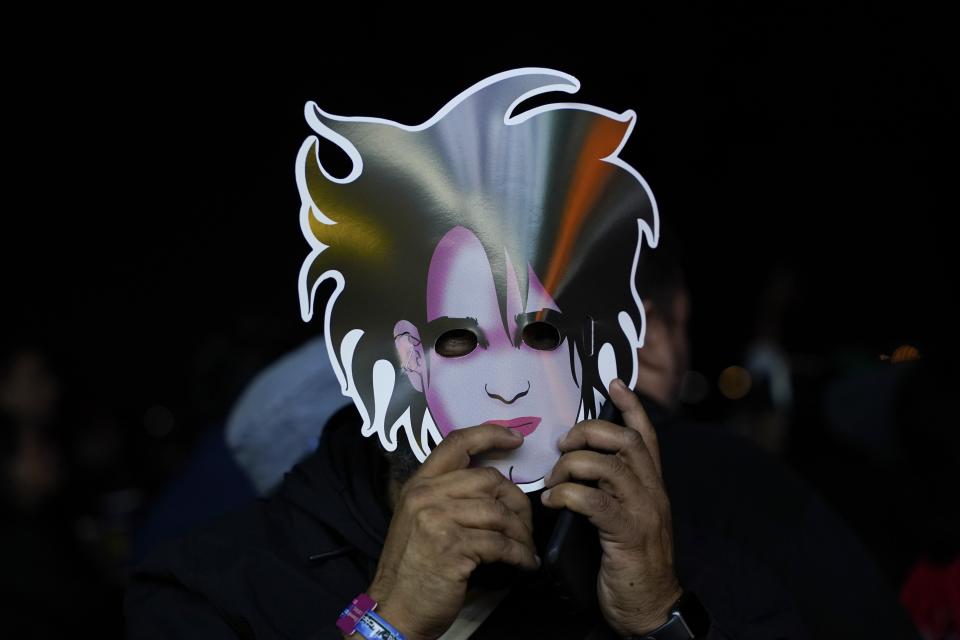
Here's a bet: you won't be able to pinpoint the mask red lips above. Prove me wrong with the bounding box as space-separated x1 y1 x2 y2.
485 417 542 437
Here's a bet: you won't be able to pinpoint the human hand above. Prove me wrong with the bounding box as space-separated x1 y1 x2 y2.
542 379 682 637
366 424 539 640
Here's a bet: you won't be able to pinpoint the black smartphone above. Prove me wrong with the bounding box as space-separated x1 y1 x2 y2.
543 396 623 613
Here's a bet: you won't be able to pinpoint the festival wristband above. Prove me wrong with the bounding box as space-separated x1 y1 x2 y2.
336 593 406 639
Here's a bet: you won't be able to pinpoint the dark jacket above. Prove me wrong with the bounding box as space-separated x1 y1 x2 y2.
126 402 918 639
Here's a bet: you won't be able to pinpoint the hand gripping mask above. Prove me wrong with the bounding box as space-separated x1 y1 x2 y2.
297 68 659 492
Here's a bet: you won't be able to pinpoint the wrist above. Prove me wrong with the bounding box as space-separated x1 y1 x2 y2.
625 589 711 640
371 602 419 640
363 585 425 640
624 585 685 637
338 589 419 640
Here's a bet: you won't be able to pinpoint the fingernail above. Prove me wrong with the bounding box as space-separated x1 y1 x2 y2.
505 427 523 439
534 554 542 568
541 489 552 503
611 378 626 391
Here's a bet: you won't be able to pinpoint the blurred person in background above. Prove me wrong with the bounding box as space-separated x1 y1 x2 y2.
0 339 120 637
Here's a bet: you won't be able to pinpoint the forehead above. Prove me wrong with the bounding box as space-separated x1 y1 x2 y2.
426 226 558 323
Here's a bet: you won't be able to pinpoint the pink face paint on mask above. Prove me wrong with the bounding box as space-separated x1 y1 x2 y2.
422 226 582 486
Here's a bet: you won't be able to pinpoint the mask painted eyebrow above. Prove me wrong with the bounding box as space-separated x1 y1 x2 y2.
516 308 563 324
423 316 490 349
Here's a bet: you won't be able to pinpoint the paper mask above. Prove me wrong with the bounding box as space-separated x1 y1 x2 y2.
297 68 659 492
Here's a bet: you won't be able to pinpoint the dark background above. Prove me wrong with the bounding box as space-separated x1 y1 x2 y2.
3 8 957 635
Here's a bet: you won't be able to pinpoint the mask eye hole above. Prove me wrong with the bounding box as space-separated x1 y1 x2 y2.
520 321 562 351
435 329 479 358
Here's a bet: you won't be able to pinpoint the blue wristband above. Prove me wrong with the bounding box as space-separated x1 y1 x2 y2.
354 609 406 640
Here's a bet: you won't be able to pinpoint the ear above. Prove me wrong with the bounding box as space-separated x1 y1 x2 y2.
635 301 673 406
394 320 426 393
637 301 671 373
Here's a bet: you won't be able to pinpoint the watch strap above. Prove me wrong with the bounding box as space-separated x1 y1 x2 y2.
634 590 710 640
